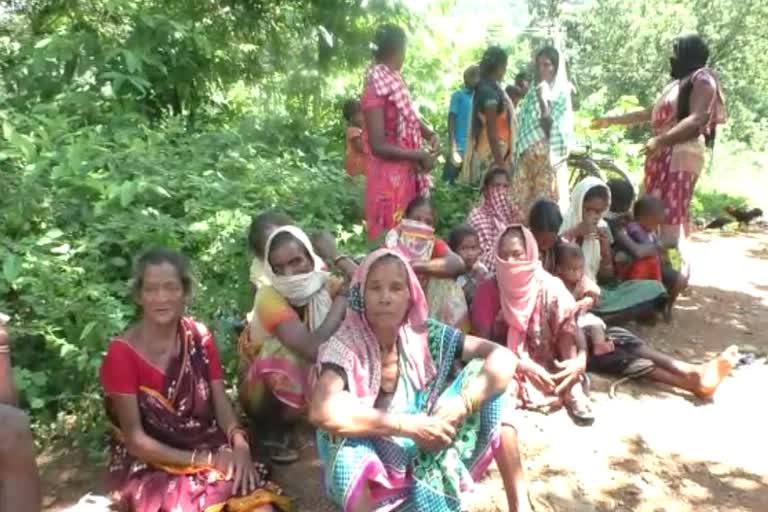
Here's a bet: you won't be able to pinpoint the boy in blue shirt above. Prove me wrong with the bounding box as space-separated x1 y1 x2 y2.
444 65 479 183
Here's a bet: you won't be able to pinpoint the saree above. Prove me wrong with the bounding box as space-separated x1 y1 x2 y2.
362 64 428 241
315 250 505 512
461 79 515 185
514 79 573 214
561 178 667 318
494 226 580 409
103 317 291 512
644 68 726 239
239 226 333 416
385 220 470 331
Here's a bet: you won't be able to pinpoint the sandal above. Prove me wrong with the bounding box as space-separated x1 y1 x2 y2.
565 395 595 426
262 432 300 464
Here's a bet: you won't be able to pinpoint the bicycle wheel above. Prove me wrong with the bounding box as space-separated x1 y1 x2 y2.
567 155 603 189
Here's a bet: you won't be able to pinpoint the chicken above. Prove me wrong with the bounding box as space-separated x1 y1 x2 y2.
724 206 764 230
705 216 733 230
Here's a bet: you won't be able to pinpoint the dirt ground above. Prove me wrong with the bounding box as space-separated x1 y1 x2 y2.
41 229 768 512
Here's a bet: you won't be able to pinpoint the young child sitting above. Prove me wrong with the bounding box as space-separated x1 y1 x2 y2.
624 196 688 318
342 99 368 178
554 242 615 356
448 224 491 307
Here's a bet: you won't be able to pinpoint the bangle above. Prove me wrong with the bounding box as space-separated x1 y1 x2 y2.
190 449 198 467
227 425 249 447
395 415 404 436
206 450 213 466
0 345 9 354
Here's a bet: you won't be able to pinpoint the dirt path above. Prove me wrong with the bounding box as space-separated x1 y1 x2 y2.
41 230 768 512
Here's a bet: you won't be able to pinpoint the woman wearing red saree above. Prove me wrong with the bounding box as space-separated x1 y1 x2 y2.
592 34 725 260
362 24 440 241
100 249 291 512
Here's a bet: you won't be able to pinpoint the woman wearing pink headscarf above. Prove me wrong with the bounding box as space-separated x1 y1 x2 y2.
470 225 594 425
309 250 533 512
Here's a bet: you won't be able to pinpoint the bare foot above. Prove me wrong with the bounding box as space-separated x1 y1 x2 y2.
695 345 740 399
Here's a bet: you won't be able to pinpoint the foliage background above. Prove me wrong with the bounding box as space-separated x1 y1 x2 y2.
1 0 765 451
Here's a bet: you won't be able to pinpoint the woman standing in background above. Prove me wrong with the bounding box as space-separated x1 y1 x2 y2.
514 45 574 218
362 24 440 241
461 46 515 184
591 34 725 269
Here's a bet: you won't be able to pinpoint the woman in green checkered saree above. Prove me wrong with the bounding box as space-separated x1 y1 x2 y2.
513 45 574 218
309 249 532 512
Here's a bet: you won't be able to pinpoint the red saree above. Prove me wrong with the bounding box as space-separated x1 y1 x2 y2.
102 317 291 512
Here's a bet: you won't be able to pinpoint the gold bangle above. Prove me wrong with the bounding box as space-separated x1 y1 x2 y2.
206 450 213 466
190 449 198 467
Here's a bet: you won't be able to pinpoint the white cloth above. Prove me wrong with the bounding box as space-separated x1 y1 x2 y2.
264 226 332 330
560 177 612 282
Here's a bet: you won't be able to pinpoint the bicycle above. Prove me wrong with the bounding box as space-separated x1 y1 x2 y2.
566 143 635 192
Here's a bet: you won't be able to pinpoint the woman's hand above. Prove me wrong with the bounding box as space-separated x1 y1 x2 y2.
433 395 469 430
231 439 258 496
590 117 612 130
641 136 663 156
552 354 587 395
402 414 456 452
415 150 436 173
211 447 234 477
519 359 555 394
427 133 441 155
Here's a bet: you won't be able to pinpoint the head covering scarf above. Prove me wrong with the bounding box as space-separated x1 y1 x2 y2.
495 225 546 350
264 226 332 330
559 177 611 282
469 184 520 269
316 249 435 407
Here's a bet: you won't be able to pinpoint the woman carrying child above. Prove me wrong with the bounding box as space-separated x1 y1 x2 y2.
560 177 667 322
385 197 470 331
238 225 356 462
471 225 594 425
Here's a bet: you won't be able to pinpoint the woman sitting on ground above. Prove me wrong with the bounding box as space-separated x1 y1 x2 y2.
246 211 292 295
468 168 522 269
310 250 532 512
470 226 594 424
528 198 565 273
560 177 667 322
100 249 290 512
238 226 355 463
554 243 738 399
386 197 469 330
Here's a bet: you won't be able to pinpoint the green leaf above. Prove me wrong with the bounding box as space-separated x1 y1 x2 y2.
34 37 52 49
120 181 137 207
80 321 97 341
30 398 45 410
2 255 20 283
